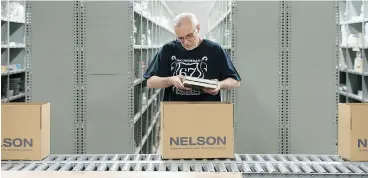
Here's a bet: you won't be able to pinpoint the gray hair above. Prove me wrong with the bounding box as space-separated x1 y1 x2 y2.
173 13 199 28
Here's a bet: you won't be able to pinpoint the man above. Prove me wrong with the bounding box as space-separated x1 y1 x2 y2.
143 13 241 101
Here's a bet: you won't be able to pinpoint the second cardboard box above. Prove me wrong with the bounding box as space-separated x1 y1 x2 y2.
1 102 50 161
338 103 368 161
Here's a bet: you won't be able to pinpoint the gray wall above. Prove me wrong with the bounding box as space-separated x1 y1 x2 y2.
164 0 213 36
233 1 338 154
27 1 75 154
289 1 338 154
233 1 280 154
84 1 133 154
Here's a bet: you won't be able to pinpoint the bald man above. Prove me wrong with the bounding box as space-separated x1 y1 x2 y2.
143 13 241 101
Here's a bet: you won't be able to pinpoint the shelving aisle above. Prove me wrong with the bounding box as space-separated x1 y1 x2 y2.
132 0 175 154
339 0 368 103
206 0 234 102
207 0 232 49
1 0 26 103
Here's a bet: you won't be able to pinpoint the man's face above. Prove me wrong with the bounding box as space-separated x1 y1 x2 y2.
174 22 200 51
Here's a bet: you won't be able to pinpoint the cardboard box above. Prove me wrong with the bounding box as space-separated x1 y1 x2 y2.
160 102 234 159
1 102 50 160
338 103 368 161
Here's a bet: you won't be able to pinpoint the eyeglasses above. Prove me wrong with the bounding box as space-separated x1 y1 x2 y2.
177 27 197 42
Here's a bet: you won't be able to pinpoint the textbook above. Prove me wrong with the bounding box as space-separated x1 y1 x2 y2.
182 76 218 91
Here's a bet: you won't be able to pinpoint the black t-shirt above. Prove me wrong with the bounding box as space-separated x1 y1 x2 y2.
143 39 241 101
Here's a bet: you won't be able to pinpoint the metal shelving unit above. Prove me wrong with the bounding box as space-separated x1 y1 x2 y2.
206 0 234 102
14 0 348 157
22 0 174 154
1 0 26 103
339 0 368 103
208 1 339 155
132 0 175 154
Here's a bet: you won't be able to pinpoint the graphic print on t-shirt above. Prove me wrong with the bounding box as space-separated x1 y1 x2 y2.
170 55 208 96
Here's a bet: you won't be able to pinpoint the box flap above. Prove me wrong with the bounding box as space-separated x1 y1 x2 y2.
40 103 50 129
160 102 165 155
161 101 232 105
40 103 51 159
160 102 164 129
337 103 352 159
3 103 49 130
2 102 50 106
344 103 368 106
338 103 352 129
350 104 368 132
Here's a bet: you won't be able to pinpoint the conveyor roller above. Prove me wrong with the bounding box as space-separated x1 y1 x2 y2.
21 154 348 163
47 163 60 171
33 163 49 171
1 154 367 176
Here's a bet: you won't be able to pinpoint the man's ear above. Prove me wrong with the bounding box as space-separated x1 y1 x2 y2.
197 24 201 32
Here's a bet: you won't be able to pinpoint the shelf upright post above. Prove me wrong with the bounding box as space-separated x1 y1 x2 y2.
6 0 10 102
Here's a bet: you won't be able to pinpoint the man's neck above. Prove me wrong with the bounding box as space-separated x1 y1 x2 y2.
198 37 203 45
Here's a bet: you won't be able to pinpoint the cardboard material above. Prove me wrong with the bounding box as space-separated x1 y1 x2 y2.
338 103 368 161
1 102 50 161
160 102 234 159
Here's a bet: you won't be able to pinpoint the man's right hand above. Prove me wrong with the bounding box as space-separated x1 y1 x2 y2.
168 75 191 90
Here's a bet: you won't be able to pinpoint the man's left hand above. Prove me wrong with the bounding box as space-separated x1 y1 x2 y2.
202 80 221 95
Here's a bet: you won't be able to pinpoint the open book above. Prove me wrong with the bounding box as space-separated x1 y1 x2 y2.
182 76 218 91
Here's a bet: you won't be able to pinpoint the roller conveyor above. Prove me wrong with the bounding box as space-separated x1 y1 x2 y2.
6 153 348 163
2 161 368 175
1 154 368 176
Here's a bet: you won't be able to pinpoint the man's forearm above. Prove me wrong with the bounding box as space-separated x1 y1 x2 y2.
147 76 172 88
219 77 241 90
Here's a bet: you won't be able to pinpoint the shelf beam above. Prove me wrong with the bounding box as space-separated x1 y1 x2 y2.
208 9 231 33
133 6 174 34
1 92 26 102
134 111 160 154
133 89 161 124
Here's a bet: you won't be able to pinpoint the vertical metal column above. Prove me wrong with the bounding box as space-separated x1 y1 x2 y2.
285 1 292 154
230 0 237 149
277 0 292 155
73 0 81 154
333 0 340 155
278 1 286 154
73 0 87 154
128 0 135 151
80 0 87 154
4 0 10 101
25 2 31 102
